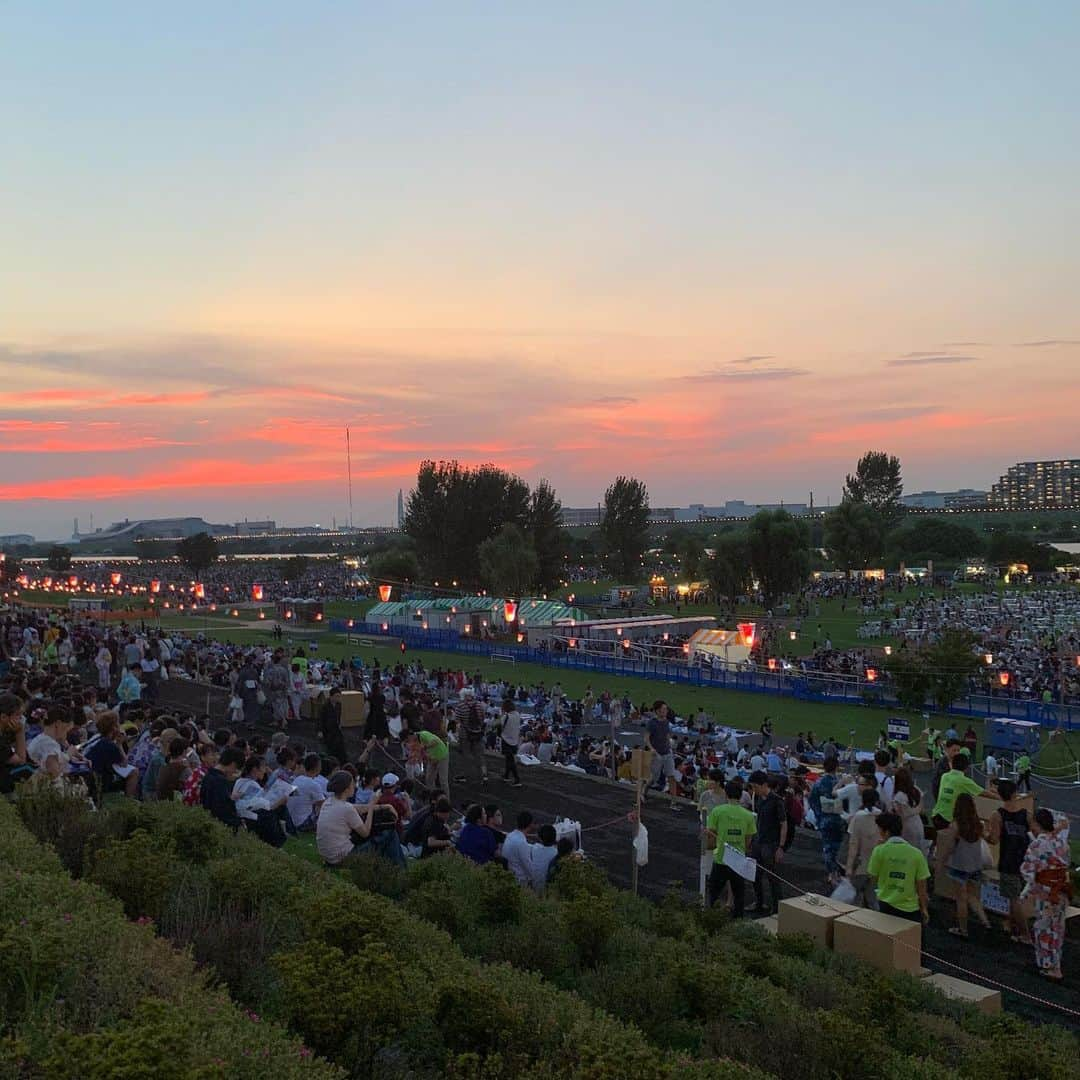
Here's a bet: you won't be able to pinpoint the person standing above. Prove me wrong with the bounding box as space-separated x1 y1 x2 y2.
705 781 756 916
844 788 882 908
890 766 927 852
411 730 449 796
262 650 291 730
236 655 261 730
867 812 930 924
455 691 488 786
1020 809 1070 982
646 700 681 812
946 793 991 938
749 772 787 915
319 687 348 765
809 756 846 889
1015 751 1032 794
499 698 522 787
986 778 1032 944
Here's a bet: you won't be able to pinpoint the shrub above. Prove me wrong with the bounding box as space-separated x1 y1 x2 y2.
86 829 177 921
475 862 524 925
136 799 227 863
562 886 616 969
342 849 408 900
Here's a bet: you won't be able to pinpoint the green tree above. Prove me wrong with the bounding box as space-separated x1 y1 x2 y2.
985 531 1055 573
679 534 706 580
368 544 421 585
404 460 531 585
747 509 809 608
528 479 565 590
886 518 983 562
925 629 983 712
45 545 73 574
176 532 219 579
884 649 931 713
705 533 753 610
477 524 539 597
823 500 884 574
599 476 650 581
0 555 20 583
843 450 904 526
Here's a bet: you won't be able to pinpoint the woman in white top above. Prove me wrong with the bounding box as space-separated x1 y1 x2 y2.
316 771 404 866
27 705 75 779
95 645 113 690
890 766 927 852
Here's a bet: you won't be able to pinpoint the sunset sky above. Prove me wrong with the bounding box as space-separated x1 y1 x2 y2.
2 3 1078 540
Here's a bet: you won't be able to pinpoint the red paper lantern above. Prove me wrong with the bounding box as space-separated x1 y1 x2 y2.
866 667 877 682
503 599 518 623
150 579 161 593
622 637 630 649
252 583 264 601
738 622 756 647
999 672 1010 687
568 638 577 648
768 658 777 671
110 572 121 586
194 583 205 599
517 632 525 643
43 577 52 588
68 574 79 588
379 584 392 602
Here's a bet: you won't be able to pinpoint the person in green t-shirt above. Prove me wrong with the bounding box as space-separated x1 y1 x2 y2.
930 753 986 826
705 781 756 917
1015 753 1032 794
868 812 930 923
409 731 449 796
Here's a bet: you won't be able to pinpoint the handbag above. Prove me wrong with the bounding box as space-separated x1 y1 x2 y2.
979 839 994 870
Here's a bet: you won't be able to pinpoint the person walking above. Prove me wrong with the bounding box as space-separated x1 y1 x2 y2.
705 780 756 916
890 766 927 852
867 812 930 924
1015 752 1032 794
986 778 1032 944
946 793 991 938
844 787 882 908
1020 809 1071 982
809 756 846 889
455 691 488 786
499 697 522 787
749 771 787 915
262 650 291 730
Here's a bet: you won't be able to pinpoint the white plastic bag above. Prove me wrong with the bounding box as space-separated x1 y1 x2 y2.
633 822 649 867
830 878 857 904
554 818 583 854
388 715 403 738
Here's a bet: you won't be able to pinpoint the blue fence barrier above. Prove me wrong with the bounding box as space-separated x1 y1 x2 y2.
328 619 1079 731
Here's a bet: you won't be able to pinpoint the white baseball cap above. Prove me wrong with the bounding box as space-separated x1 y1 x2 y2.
381 772 400 787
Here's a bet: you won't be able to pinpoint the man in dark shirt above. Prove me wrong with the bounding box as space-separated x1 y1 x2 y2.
319 688 347 764
645 700 680 810
420 796 453 857
200 746 244 829
399 690 421 736
750 771 788 915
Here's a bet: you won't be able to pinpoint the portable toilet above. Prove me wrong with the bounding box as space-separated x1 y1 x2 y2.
984 718 1040 756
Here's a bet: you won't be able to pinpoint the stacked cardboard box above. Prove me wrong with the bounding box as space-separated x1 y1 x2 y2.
833 909 923 975
777 895 856 949
339 690 368 728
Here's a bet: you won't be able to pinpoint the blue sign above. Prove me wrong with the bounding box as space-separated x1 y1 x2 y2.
887 717 910 741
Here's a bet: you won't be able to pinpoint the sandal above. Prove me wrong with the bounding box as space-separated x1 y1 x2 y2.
948 927 968 939
1038 971 1064 983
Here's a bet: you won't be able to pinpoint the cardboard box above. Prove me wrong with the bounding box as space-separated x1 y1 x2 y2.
755 914 778 937
777 895 857 949
339 690 368 728
302 690 327 720
833 909 923 974
924 973 1001 1014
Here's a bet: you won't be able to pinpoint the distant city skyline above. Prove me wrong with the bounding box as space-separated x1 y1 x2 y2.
2 4 1078 539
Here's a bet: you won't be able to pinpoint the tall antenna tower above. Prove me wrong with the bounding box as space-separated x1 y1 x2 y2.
345 426 354 529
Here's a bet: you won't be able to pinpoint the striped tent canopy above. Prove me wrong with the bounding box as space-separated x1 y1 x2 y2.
515 599 586 626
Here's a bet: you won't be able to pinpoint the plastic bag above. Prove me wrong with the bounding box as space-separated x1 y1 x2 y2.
388 715 403 738
830 877 857 904
633 823 649 867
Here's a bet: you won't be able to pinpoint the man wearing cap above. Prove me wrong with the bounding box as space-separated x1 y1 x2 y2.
377 772 411 834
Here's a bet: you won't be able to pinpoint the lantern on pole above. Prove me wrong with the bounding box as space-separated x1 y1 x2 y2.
194 583 205 599
737 622 756 647
999 671 1010 687
110 572 121 586
150 579 161 594
866 667 877 682
379 584 392 603
767 657 777 671
503 599 518 623
68 574 79 588
43 577 52 589
252 583 264 601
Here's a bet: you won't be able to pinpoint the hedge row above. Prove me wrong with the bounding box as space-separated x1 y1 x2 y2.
15 791 1080 1079
12 792 760 1080
0 799 342 1080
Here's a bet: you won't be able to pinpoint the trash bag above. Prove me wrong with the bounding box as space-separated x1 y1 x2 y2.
830 877 857 905
633 822 649 867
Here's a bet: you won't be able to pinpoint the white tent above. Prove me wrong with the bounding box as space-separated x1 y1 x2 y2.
687 628 751 667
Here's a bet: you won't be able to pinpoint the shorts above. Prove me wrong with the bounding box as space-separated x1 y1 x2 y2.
947 867 982 885
650 752 678 784
998 872 1024 900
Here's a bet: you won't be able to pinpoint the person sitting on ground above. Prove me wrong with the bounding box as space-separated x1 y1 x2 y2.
200 746 245 830
27 704 74 782
419 795 454 858
182 741 218 806
457 803 499 865
317 770 405 866
287 753 327 832
530 823 559 893
154 737 190 803
82 711 140 798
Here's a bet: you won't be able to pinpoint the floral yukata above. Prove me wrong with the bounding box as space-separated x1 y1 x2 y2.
1020 828 1070 974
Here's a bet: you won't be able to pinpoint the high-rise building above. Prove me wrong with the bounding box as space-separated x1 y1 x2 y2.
989 459 1080 510
396 489 405 528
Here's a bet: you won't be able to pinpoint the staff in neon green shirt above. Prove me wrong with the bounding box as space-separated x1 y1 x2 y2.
868 812 930 923
704 781 756 917
931 753 987 826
